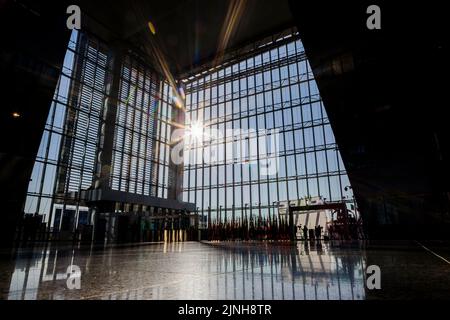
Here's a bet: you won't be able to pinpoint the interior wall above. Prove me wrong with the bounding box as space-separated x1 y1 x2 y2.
289 1 449 239
0 1 71 248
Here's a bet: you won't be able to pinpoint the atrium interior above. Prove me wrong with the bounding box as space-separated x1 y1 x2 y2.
0 0 448 301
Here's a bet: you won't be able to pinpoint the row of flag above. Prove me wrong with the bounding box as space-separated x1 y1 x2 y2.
207 215 293 241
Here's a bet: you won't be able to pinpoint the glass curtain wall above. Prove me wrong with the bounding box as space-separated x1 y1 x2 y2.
23 30 109 226
24 30 173 230
110 53 172 198
182 31 354 222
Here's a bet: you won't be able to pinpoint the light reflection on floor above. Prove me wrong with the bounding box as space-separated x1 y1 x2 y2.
0 241 369 300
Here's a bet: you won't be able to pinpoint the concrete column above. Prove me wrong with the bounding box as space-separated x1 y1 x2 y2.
95 45 124 190
167 83 186 201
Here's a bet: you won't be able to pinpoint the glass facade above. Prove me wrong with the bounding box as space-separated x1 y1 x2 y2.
24 28 354 235
24 31 178 230
182 31 354 222
24 30 94 222
111 54 169 197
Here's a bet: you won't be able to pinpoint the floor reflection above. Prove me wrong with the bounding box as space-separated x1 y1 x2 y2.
1 241 366 300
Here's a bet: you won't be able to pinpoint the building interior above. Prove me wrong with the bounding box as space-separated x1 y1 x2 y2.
0 0 449 300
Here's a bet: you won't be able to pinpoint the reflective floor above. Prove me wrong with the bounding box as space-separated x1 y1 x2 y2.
0 241 449 300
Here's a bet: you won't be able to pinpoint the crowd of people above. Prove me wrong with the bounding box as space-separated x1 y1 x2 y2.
16 212 362 244
297 224 324 241
207 216 362 241
207 216 293 241
17 213 46 243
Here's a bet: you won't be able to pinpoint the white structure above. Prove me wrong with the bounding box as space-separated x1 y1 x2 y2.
278 197 333 238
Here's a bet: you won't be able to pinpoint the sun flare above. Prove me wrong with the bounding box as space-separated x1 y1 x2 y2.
188 122 204 141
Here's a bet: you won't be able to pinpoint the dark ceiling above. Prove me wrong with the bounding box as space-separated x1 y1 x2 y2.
79 0 295 77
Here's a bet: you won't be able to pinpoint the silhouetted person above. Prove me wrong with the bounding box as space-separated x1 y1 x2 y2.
297 224 302 239
309 228 315 241
31 213 40 242
302 225 308 240
22 214 33 244
328 226 334 240
303 240 310 254
317 241 323 254
315 225 322 240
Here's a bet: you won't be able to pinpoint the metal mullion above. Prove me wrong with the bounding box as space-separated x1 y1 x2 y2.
69 37 94 230
161 83 170 197
138 68 151 194
35 100 57 216
134 64 145 195
193 83 199 207
230 69 237 222
294 40 309 198
48 31 83 231
200 88 206 212
65 38 90 194
262 65 271 214
181 28 300 83
142 71 152 195
78 44 101 194
266 39 280 205
64 47 109 77
251 55 262 220
186 49 306 93
223 72 228 214
215 90 322 127
250 53 270 214
180 166 342 191
159 118 166 197
286 44 300 201
277 43 290 204
123 61 134 193
306 58 320 199
63 70 82 194
185 103 190 204
126 60 139 194
153 83 165 197
72 41 100 229
84 40 107 205
117 65 127 192
210 96 324 132
161 105 169 197
162 85 172 198
337 145 344 200
213 78 219 217
320 99 333 201
150 81 163 197
243 58 252 215
207 75 213 216
57 68 110 105
95 55 112 190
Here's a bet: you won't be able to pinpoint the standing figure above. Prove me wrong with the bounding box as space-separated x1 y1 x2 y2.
302 225 308 240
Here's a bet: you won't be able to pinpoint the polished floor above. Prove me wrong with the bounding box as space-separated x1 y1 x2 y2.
0 241 449 300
